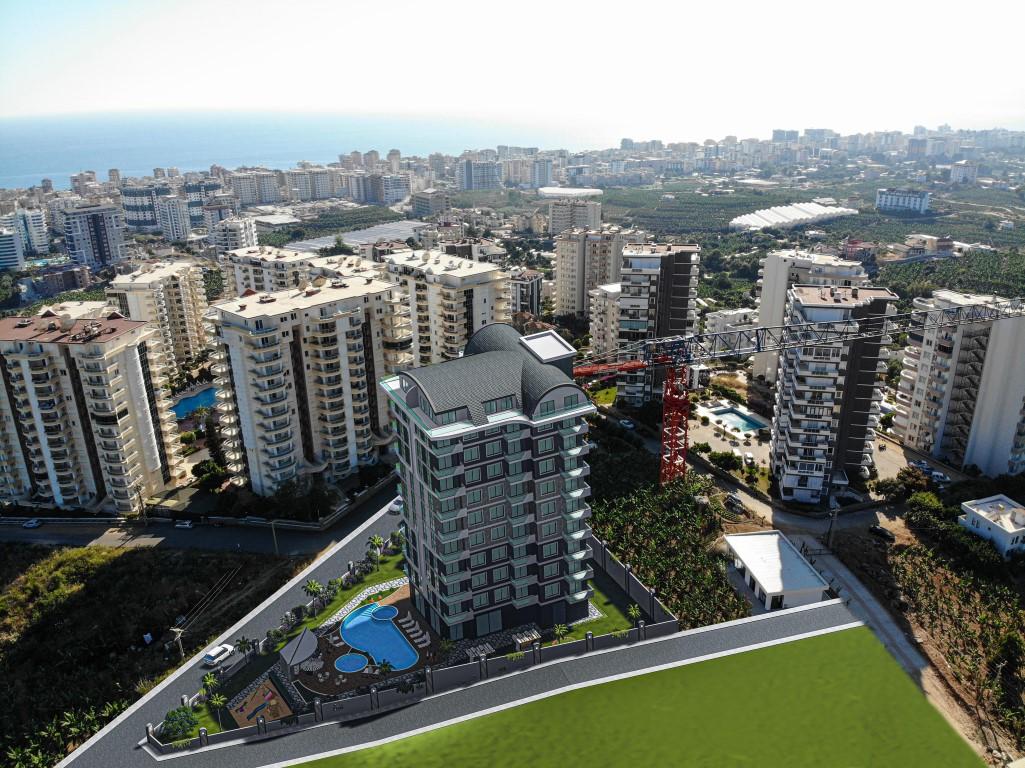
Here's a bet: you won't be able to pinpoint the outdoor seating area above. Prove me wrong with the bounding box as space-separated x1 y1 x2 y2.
397 610 433 649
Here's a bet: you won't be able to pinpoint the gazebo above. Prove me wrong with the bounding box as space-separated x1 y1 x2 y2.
280 627 318 678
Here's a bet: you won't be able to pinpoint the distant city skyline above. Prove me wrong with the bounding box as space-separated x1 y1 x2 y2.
2 0 1024 143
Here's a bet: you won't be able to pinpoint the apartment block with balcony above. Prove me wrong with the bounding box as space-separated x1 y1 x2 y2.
225 246 325 295
207 276 412 496
588 283 621 358
893 290 1025 476
771 285 897 504
0 314 184 515
107 261 210 368
754 250 868 383
373 249 511 366
381 324 595 640
554 227 634 316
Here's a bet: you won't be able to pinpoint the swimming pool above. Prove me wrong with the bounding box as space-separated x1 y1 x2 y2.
335 653 369 673
709 405 766 433
340 603 418 671
172 387 218 420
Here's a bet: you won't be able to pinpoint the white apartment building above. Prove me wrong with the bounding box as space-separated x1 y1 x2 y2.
548 199 601 235
949 161 978 185
201 195 241 233
412 188 451 219
374 249 512 366
208 276 412 496
771 285 897 504
121 183 172 230
285 169 314 201
0 313 184 515
554 227 630 316
508 268 543 316
1 208 49 255
106 262 210 367
155 195 191 241
457 160 501 191
588 283 621 358
64 203 128 268
705 307 758 335
754 250 868 383
893 290 1025 477
230 171 282 206
380 324 596 639
0 227 25 271
959 495 1025 559
875 188 930 213
531 159 554 188
225 246 323 295
211 217 258 255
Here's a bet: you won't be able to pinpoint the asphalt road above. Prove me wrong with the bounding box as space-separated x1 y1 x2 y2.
0 480 399 555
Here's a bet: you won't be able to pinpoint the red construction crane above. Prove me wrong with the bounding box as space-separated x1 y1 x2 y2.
572 296 1025 486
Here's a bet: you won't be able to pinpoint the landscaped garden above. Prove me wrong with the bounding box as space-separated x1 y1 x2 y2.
298 626 981 767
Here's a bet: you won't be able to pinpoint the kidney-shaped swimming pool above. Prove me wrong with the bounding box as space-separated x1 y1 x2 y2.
340 603 418 671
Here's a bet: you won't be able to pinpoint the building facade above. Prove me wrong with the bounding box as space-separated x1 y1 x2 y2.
155 195 191 241
509 268 543 316
958 495 1025 558
211 217 258 255
587 283 621 358
554 227 630 316
411 188 451 219
548 199 601 235
771 285 896 504
121 183 172 230
0 313 184 514
381 324 595 640
0 227 25 271
63 203 128 269
875 188 930 213
457 160 501 191
704 307 759 335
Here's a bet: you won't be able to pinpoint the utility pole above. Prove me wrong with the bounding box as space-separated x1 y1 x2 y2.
826 504 838 550
170 627 185 659
270 520 279 556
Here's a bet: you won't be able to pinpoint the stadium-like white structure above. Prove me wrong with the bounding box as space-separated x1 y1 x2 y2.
729 202 857 231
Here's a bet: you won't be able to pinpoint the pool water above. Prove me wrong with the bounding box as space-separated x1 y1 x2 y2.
709 406 766 433
172 387 218 420
340 603 418 671
335 653 369 673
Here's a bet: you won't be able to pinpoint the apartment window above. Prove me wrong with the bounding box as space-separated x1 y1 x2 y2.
464 445 480 462
470 552 486 567
467 489 483 505
493 586 511 603
492 566 509 582
484 396 515 414
491 524 507 541
542 562 560 579
473 593 489 609
465 467 481 484
512 523 529 540
513 544 529 560
467 509 484 526
537 437 555 454
537 479 556 497
541 542 558 558
487 484 504 500
485 440 502 457
486 462 502 479
564 394 579 408
491 545 508 561
440 541 461 555
539 400 556 416
510 503 528 519
488 505 505 521
515 585 529 600
537 458 556 475
471 572 487 588
543 583 560 600
468 531 485 547
438 476 456 491
538 500 557 518
540 521 558 538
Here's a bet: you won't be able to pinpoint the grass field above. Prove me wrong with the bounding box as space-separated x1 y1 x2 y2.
299 626 980 768
590 385 617 406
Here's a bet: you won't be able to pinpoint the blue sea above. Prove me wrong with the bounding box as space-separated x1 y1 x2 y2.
0 112 580 190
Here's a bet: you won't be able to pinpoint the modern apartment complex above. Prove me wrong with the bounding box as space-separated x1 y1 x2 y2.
63 203 128 268
754 250 868 383
770 285 897 504
704 307 759 335
411 188 451 219
875 188 930 213
106 262 210 367
0 312 184 514
225 246 321 295
554 227 631 316
457 160 501 191
381 324 596 639
0 227 24 270
893 290 1025 477
588 283 621 358
210 217 258 255
508 267 543 315
155 195 191 241
548 199 601 235
121 182 172 230
230 171 282 206
207 276 412 496
1 208 49 255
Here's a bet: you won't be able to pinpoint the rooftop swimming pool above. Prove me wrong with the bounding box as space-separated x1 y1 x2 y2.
708 405 767 434
340 602 418 671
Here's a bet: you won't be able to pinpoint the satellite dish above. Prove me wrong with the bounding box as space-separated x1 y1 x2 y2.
59 314 75 332
297 278 309 291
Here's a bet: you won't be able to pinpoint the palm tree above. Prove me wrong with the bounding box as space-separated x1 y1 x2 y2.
627 603 642 625
390 529 406 552
303 579 325 612
367 535 386 569
378 659 394 677
553 624 568 644
207 693 227 730
235 635 254 661
202 672 219 695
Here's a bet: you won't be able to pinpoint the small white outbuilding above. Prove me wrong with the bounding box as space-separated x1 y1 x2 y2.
725 531 829 611
959 494 1025 559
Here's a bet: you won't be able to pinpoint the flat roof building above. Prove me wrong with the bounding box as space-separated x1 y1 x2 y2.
725 531 829 611
959 495 1025 559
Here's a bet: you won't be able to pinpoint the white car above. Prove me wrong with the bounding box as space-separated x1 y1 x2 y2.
388 497 404 514
744 452 755 466
202 643 234 667
618 418 636 430
22 518 42 529
930 471 951 484
174 520 194 529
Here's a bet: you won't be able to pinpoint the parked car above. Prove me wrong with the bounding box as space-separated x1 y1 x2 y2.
618 418 635 430
869 524 896 543
388 496 404 514
725 492 745 512
744 452 755 466
174 520 194 529
908 459 930 471
202 643 235 667
930 471 951 484
22 518 42 529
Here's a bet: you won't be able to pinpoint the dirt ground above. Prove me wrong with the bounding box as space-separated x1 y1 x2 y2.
230 678 292 728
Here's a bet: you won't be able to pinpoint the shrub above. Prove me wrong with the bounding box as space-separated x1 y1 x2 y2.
691 442 712 455
161 706 197 741
180 431 196 445
700 415 710 426
707 451 742 471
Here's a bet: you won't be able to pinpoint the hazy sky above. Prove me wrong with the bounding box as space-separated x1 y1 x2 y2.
2 0 1024 147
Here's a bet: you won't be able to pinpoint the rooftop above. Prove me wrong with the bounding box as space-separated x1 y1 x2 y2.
622 242 700 256
0 313 145 345
725 531 829 594
961 494 1025 533
110 261 197 285
790 285 898 307
519 331 576 365
378 249 505 278
212 277 395 319
227 246 312 264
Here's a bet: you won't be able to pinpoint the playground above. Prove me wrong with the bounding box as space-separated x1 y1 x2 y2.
229 679 293 729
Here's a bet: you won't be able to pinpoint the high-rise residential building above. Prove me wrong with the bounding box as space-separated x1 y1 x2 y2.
0 312 184 514
588 282 621 358
108 169 122 188
531 158 554 188
754 250 868 383
230 171 281 206
106 262 210 367
411 188 451 219
554 227 631 316
63 203 128 268
1 208 49 255
386 149 401 173
121 182 172 230
770 285 897 504
225 246 323 295
614 243 701 406
508 268 543 316
211 217 258 255
208 276 412 496
70 171 97 195
183 178 223 225
457 159 501 191
893 290 1025 477
875 188 930 213
363 150 380 169
374 249 512 365
367 174 411 205
309 168 334 200
202 194 242 233
704 307 759 335
285 169 314 201
155 195 191 241
381 324 596 639
0 227 25 270
548 199 601 235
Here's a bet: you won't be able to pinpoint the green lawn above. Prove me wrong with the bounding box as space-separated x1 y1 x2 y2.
590 386 617 407
300 626 981 768
555 567 634 645
191 702 223 736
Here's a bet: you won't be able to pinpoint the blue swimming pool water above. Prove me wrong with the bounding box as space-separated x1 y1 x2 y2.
172 387 218 420
335 653 369 673
340 603 418 671
709 406 766 433
372 605 398 620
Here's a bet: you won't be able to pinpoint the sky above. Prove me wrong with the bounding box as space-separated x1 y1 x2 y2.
2 0 1024 148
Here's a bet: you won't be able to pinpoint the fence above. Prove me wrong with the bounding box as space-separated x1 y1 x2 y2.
589 536 676 624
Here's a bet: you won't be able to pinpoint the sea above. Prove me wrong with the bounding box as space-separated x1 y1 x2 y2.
0 112 581 190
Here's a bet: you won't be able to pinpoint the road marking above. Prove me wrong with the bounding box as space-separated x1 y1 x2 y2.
57 502 394 768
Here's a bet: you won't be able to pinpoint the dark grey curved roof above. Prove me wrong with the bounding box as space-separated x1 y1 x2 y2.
402 323 581 426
